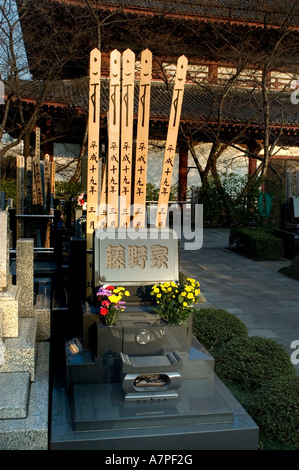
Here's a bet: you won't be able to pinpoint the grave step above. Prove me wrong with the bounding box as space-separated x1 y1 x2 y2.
0 342 49 450
0 372 30 419
1 317 38 381
72 378 234 432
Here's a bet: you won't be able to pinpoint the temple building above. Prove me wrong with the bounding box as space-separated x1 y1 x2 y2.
3 0 299 197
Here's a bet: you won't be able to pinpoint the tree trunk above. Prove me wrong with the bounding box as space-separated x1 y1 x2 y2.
70 119 88 183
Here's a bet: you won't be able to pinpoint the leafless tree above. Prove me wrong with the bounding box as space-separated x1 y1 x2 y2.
0 0 92 179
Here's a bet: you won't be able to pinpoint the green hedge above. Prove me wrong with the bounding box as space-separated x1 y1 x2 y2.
245 376 299 450
192 307 248 353
214 336 297 390
279 255 299 281
192 306 299 449
229 227 284 260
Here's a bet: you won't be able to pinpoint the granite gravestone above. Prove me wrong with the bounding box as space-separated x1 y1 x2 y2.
51 48 259 450
62 223 258 450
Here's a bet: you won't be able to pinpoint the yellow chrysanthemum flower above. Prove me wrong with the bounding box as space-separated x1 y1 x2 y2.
108 294 121 303
187 293 194 299
157 293 161 298
124 291 130 296
181 292 186 297
183 302 188 307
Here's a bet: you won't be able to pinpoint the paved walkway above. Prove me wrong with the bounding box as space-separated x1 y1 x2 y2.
179 229 299 374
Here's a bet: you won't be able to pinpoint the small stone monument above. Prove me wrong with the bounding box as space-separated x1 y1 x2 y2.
16 238 34 318
0 210 49 449
0 211 19 338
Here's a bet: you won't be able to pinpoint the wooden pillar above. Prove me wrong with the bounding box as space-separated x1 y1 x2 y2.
178 143 188 201
16 155 25 239
43 140 53 158
248 156 257 175
208 64 218 83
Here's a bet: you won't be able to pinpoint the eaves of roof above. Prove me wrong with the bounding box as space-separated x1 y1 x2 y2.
86 0 299 28
5 78 299 128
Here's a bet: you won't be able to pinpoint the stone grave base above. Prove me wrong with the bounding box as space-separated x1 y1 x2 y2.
0 341 49 450
50 341 258 450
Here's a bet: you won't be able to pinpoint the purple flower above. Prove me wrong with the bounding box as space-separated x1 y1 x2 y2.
97 287 112 297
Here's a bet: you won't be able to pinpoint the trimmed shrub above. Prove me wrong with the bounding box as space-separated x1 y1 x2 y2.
0 179 16 202
279 255 299 281
55 181 82 199
246 376 299 450
229 227 284 260
215 336 297 390
192 307 248 353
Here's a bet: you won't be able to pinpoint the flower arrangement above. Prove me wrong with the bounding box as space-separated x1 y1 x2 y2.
150 277 200 325
76 193 85 207
96 285 130 325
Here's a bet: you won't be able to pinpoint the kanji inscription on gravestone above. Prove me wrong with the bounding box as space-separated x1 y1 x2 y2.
105 243 168 270
94 228 178 286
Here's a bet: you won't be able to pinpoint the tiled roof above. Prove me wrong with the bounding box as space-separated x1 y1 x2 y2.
97 0 299 26
5 77 299 129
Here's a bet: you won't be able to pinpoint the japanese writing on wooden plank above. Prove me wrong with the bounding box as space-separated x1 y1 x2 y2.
26 156 33 214
133 49 152 228
50 161 55 197
44 154 51 212
119 49 135 228
86 48 101 296
156 55 188 228
98 165 107 228
34 127 44 209
107 49 121 228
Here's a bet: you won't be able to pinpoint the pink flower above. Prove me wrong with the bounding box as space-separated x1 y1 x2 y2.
100 307 108 316
102 300 110 307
